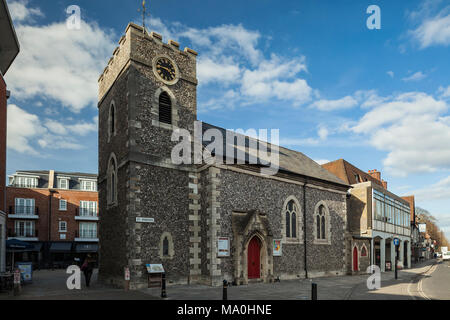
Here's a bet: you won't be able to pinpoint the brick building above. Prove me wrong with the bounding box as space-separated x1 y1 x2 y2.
0 0 20 273
6 170 98 269
322 159 413 274
98 23 350 289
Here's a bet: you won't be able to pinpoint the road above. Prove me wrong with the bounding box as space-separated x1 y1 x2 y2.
420 259 450 300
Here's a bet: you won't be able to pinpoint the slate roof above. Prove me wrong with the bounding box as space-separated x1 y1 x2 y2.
201 122 348 187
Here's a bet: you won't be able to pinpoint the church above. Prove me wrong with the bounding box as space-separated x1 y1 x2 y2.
97 22 350 289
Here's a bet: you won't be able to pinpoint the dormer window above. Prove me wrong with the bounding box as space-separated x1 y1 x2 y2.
80 179 97 191
58 178 69 190
13 176 38 188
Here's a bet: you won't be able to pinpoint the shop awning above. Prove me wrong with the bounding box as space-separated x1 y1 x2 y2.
6 239 34 252
49 242 72 253
75 243 98 253
30 242 43 252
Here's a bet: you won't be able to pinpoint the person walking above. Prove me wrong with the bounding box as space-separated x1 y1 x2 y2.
81 254 95 288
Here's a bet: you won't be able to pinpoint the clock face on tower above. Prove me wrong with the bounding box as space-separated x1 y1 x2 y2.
153 56 179 85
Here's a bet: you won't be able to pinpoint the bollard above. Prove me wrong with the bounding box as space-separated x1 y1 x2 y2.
222 280 228 300
161 273 167 298
311 283 317 300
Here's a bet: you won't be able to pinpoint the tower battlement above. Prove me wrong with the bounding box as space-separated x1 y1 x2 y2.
98 23 198 103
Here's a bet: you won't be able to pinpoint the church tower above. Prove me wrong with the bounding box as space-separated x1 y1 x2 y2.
97 23 200 288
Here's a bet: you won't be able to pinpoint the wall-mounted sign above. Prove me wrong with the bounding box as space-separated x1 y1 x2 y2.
136 217 155 223
418 223 426 233
273 240 282 256
218 237 230 257
146 264 165 273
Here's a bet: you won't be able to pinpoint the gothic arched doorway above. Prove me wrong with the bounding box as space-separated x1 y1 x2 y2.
353 246 359 271
247 236 261 279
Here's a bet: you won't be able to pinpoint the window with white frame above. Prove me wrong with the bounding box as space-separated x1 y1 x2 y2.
15 198 35 215
59 221 67 232
59 199 67 211
79 222 97 239
79 201 97 217
80 180 97 191
58 178 69 190
14 221 34 237
14 176 38 188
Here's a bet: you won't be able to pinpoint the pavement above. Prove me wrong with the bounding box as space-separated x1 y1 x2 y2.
0 259 444 300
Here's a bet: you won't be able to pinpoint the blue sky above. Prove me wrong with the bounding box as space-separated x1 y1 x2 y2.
4 0 450 238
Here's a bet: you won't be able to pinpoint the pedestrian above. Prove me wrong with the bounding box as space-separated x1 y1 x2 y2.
81 254 95 287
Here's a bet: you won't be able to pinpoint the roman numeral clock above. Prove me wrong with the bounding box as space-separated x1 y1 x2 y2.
152 56 180 85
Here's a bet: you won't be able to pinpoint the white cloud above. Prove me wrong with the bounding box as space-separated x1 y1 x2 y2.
151 20 313 109
438 85 450 98
197 58 241 85
317 127 328 140
387 71 395 78
7 104 46 155
351 92 450 175
314 159 331 165
409 3 450 48
5 18 116 112
402 71 427 82
7 0 43 23
310 95 358 111
411 176 450 201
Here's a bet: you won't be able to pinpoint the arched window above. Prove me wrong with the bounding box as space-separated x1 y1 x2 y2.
107 155 117 205
314 202 331 244
285 211 291 238
316 205 326 240
160 232 174 259
285 199 298 239
291 212 296 238
108 101 116 141
158 91 172 124
361 245 367 257
162 237 169 256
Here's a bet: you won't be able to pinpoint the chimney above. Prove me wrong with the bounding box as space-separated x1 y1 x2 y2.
368 169 381 181
382 180 387 190
48 170 55 189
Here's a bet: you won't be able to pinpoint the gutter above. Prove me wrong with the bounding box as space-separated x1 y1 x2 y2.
303 182 308 279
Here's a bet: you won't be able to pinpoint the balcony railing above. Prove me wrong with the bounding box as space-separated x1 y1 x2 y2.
9 206 39 216
11 183 37 188
75 208 98 217
75 230 98 239
8 229 39 238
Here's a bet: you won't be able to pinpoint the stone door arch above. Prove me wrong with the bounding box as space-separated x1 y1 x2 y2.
232 210 273 285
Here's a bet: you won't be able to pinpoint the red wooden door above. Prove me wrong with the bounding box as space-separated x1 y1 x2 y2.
248 237 261 279
353 247 358 271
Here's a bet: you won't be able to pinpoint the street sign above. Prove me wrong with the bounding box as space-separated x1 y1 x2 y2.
136 217 155 223
393 238 400 246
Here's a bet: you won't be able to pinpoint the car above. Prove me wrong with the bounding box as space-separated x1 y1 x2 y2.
443 252 450 261
436 252 442 258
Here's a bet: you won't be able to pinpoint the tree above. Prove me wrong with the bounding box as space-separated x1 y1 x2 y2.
416 207 449 249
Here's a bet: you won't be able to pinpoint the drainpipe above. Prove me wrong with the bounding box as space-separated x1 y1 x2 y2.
303 182 308 279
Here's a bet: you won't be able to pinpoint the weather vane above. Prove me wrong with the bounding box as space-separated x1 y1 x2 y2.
138 0 150 34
